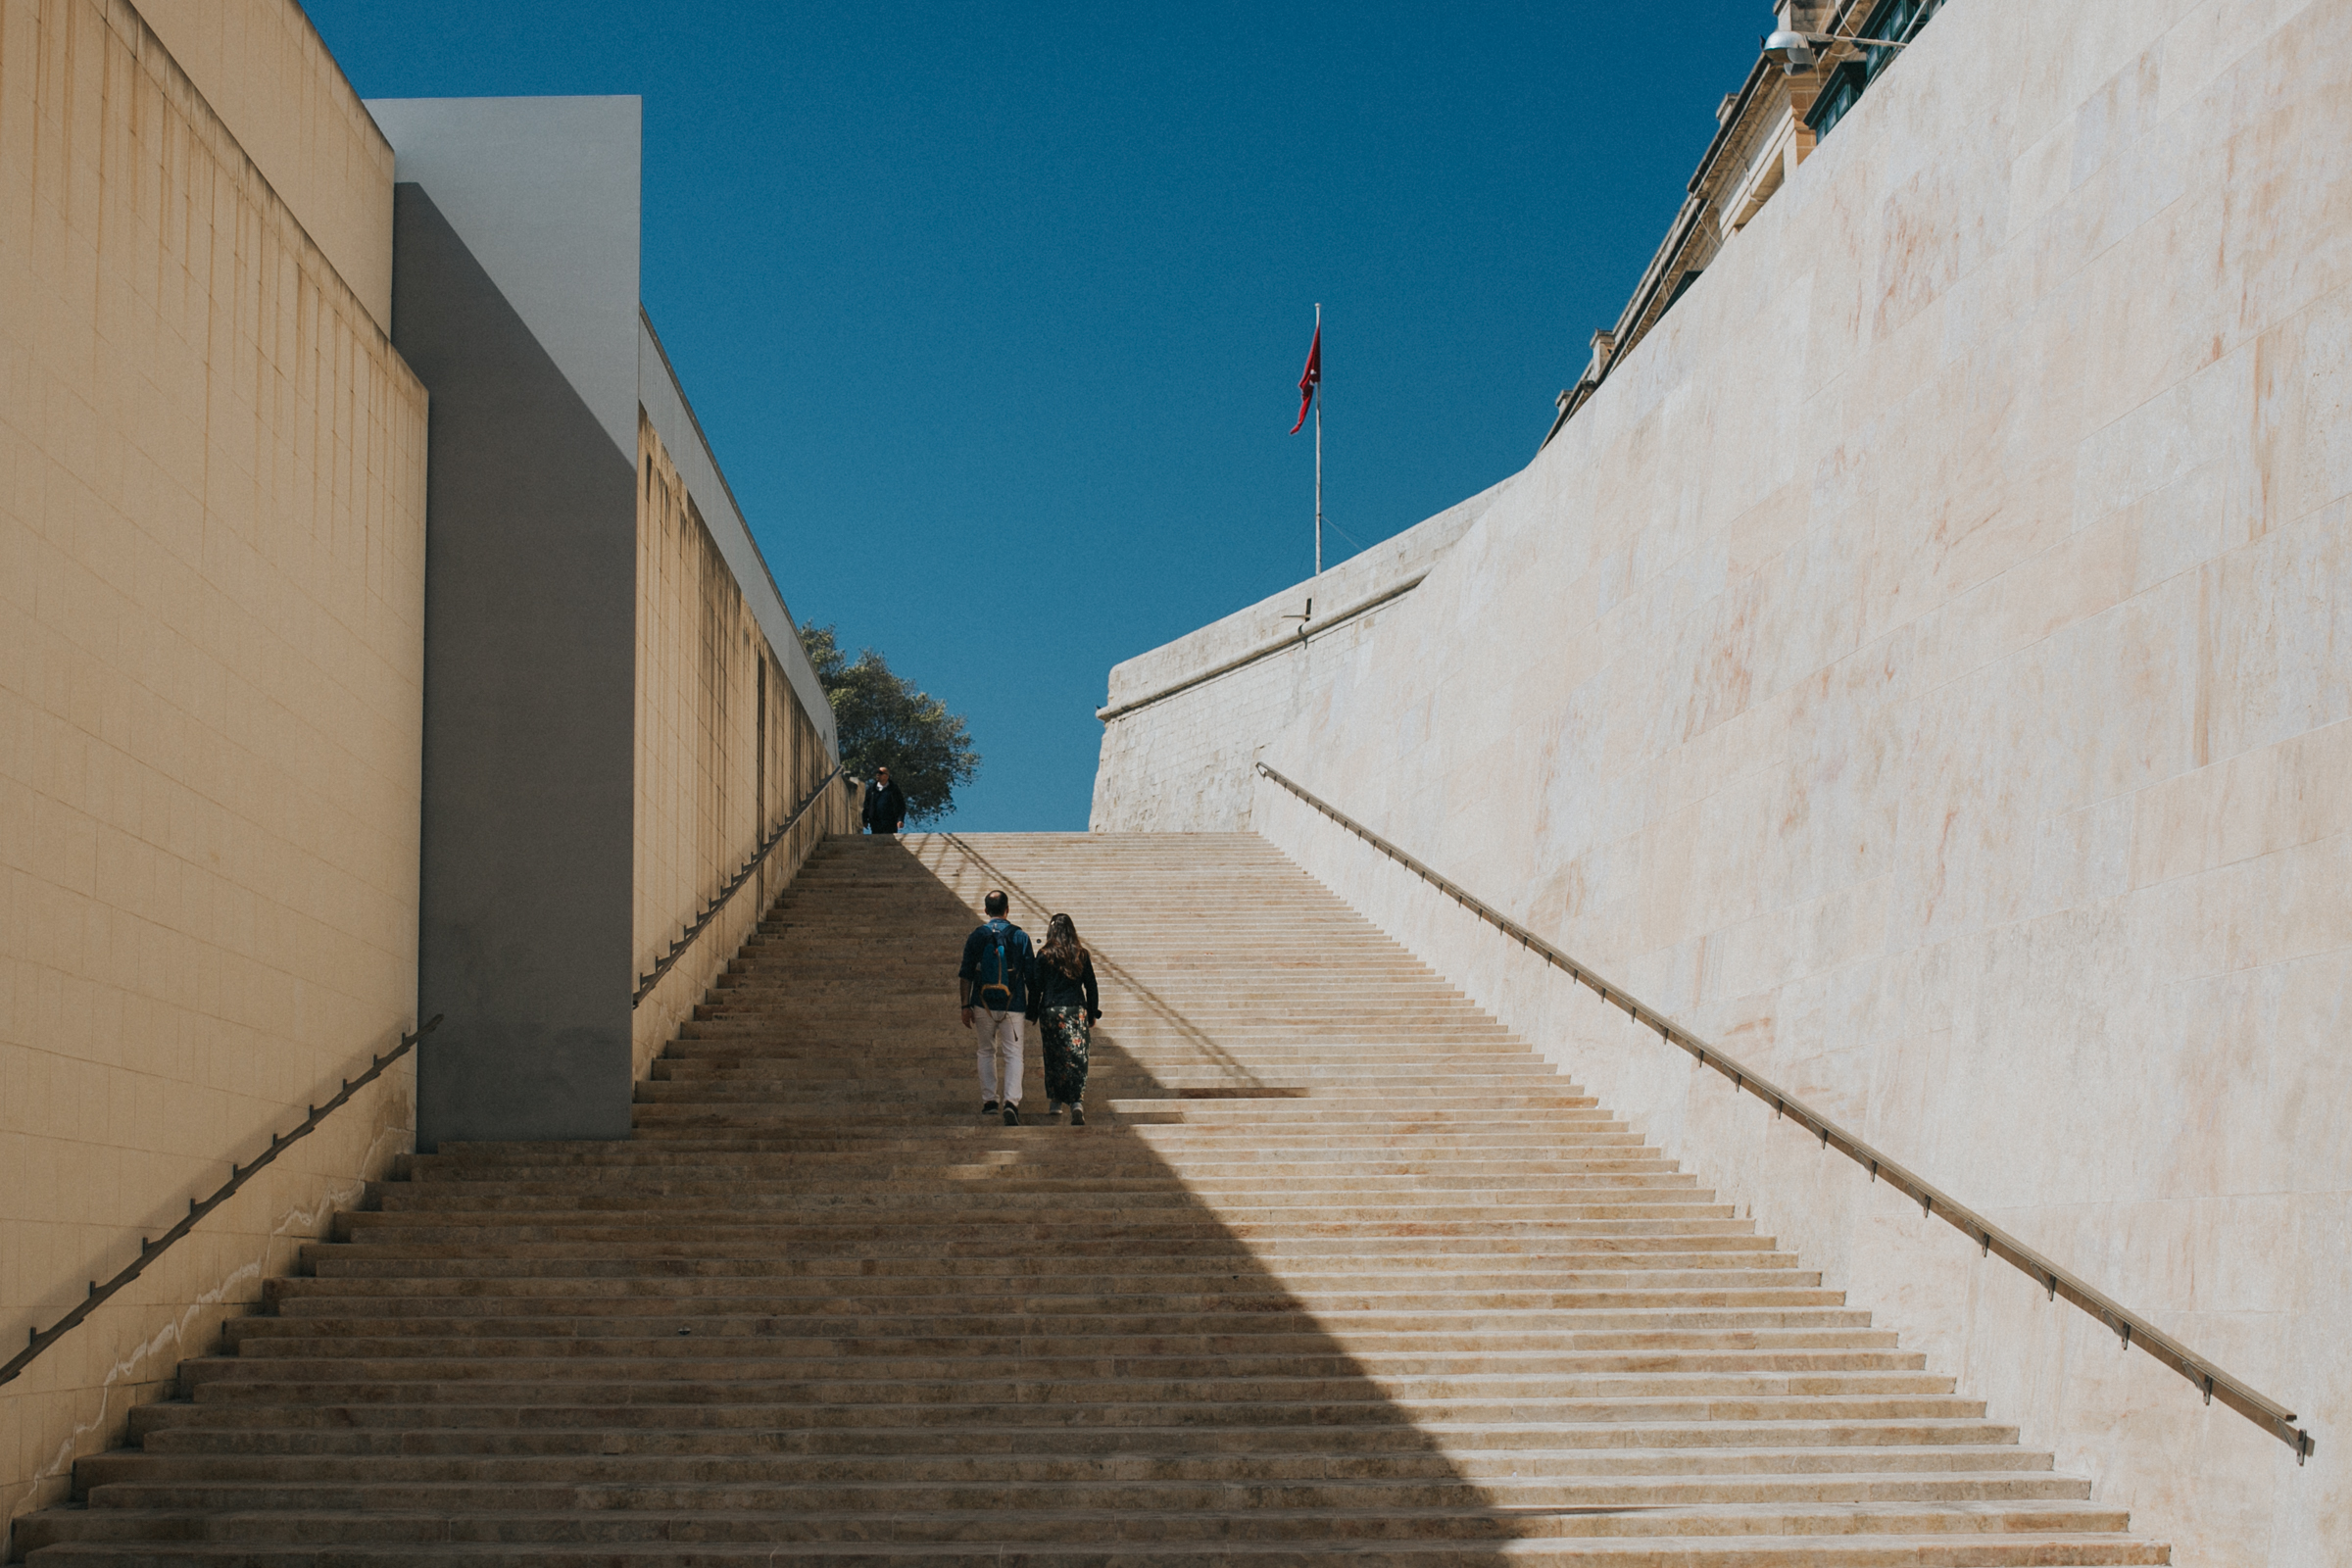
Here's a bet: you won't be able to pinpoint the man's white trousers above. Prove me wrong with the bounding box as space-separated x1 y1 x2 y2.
972 1007 1024 1104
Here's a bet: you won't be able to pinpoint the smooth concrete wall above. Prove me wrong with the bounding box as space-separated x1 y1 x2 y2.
134 0 394 330
392 184 638 1148
1 0 426 1528
368 96 643 464
630 416 855 1074
378 97 850 1137
1090 476 1514 832
1102 0 2351 1560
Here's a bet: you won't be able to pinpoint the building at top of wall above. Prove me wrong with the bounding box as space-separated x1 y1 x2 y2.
1546 0 1947 444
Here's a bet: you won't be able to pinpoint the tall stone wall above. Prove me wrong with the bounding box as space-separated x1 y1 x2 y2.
0 0 427 1526
1098 1 2351 1560
132 0 394 328
1091 475 1515 831
630 416 852 1073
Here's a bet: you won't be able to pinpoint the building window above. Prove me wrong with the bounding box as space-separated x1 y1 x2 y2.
1860 0 1937 82
1805 61 1868 139
1803 0 1939 140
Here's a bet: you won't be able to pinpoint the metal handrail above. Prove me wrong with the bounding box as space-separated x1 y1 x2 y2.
1097 576 1430 723
1254 760 2316 1461
633 763 846 1006
0 1014 442 1389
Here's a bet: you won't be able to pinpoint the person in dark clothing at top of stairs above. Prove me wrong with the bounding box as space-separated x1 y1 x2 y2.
957 889 1033 1123
861 765 906 835
1027 911 1102 1124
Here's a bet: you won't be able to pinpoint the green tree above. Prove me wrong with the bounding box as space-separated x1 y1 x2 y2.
800 624 980 827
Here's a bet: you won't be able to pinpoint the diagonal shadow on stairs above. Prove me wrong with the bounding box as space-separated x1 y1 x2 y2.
21 833 2167 1565
23 837 1537 1562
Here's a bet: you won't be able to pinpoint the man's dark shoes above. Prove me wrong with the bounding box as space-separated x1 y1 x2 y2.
981 1102 998 1115
1003 1103 1020 1126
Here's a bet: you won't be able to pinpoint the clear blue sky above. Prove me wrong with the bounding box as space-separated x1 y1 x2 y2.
305 1 1766 829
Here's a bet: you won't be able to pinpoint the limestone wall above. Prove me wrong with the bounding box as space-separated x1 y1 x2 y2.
0 0 427 1528
133 0 394 330
631 416 855 1074
1091 475 1515 831
1101 0 2350 1559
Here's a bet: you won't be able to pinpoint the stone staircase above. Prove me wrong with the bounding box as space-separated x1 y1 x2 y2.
15 832 2167 1564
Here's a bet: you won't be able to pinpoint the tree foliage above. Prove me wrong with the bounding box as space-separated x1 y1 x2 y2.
799 624 980 827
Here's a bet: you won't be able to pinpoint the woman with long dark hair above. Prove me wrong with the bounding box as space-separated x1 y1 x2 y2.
1026 912 1102 1124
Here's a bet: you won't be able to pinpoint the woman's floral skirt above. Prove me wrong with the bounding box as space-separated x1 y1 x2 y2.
1039 1004 1091 1105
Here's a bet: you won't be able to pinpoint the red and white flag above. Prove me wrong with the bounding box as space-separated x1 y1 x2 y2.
1289 320 1322 434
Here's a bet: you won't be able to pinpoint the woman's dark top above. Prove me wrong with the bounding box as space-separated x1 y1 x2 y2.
1026 952 1100 1020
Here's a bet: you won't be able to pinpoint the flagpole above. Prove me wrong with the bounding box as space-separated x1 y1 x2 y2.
1313 303 1323 577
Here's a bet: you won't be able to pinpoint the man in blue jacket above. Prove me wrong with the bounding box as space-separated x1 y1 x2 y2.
957 890 1034 1124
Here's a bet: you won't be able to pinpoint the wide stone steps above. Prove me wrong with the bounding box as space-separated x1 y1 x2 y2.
24 833 2164 1565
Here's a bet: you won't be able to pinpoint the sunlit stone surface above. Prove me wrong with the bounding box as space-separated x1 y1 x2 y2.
1095 3 2352 1562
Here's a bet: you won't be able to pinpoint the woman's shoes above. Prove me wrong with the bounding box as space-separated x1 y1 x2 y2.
1069 1102 1085 1126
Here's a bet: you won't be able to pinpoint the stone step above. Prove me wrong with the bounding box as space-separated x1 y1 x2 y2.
21 1515 2167 1565
387 1167 1703 1188
127 1432 2042 1475
262 1297 1871 1333
124 1406 2030 1451
67 1474 2098 1517
216 1339 1934 1379
175 1383 1992 1426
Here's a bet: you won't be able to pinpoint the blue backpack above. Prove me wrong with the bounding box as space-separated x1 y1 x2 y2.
975 921 1021 1008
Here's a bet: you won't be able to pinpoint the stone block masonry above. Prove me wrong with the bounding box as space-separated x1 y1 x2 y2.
631 407 852 1080
2 24 854 1545
132 0 396 329
0 0 428 1527
1097 0 2352 1563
